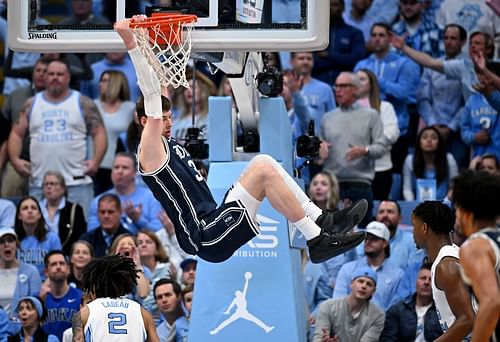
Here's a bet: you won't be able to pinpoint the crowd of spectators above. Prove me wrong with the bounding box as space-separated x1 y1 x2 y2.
0 0 499 341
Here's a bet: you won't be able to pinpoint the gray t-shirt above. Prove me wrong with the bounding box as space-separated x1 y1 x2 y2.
313 297 385 342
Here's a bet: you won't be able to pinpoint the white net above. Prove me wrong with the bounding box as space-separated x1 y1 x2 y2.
131 19 195 89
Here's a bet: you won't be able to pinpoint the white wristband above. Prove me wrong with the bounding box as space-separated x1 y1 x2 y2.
128 47 162 118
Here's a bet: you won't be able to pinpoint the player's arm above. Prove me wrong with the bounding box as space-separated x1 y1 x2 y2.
141 307 160 342
72 306 89 342
8 98 32 177
390 33 444 72
81 95 107 176
434 257 475 342
460 239 500 342
115 18 166 173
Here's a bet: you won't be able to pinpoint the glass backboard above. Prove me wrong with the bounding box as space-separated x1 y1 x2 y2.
8 0 329 53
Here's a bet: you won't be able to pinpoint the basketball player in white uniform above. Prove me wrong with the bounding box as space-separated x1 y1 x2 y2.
412 201 476 341
453 170 500 342
71 255 159 342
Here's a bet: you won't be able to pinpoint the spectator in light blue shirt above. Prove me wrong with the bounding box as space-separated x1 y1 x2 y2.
289 52 335 135
15 197 62 279
355 22 420 173
461 92 500 161
0 227 41 322
282 71 312 142
333 221 405 311
87 153 164 233
154 278 185 342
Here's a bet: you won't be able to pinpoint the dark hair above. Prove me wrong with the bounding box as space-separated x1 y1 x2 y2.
136 95 171 121
15 196 48 242
98 193 121 210
452 170 500 221
265 52 282 71
412 201 455 235
377 200 401 215
153 278 182 298
114 151 138 171
413 126 448 183
371 22 392 35
420 262 432 271
81 255 138 298
17 296 47 321
478 153 500 170
44 250 67 268
444 24 467 42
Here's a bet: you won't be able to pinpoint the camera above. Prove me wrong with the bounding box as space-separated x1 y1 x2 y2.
256 54 283 97
184 127 209 159
296 120 321 158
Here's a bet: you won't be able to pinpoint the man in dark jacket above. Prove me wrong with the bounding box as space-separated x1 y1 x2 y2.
312 0 366 86
379 263 443 341
80 193 128 257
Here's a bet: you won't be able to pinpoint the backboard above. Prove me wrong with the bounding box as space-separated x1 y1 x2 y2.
8 0 329 53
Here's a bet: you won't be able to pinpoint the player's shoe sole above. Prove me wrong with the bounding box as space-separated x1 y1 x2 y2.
307 231 366 264
315 199 368 234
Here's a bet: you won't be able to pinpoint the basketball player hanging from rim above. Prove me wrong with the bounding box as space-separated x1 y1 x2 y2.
114 16 367 264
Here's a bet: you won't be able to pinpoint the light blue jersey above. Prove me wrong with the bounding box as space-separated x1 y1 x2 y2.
84 297 146 342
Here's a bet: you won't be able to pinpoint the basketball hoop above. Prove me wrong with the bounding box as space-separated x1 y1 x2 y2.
130 13 197 89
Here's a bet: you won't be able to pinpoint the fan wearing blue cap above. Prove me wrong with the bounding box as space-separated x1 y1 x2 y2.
313 266 385 341
12 296 58 341
180 257 197 287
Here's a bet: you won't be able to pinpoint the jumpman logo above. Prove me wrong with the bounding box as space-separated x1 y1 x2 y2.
210 272 275 335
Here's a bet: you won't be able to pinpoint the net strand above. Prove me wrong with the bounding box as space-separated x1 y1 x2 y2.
132 21 194 89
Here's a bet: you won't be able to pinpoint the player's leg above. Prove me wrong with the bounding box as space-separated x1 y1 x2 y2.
235 155 368 234
233 155 320 240
227 155 366 263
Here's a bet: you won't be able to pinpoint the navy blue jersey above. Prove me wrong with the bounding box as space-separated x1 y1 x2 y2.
140 137 217 255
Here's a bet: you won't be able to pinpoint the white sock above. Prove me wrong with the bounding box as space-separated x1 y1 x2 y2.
293 215 321 240
302 200 323 222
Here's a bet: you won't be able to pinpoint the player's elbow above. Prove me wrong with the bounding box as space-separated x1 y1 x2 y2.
457 311 475 332
485 296 500 317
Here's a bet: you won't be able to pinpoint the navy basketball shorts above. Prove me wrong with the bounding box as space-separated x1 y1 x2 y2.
197 183 261 262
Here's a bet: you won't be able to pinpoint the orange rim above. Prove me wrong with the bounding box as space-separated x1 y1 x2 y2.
129 13 197 29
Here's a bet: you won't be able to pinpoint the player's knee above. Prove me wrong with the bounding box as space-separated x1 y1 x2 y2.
250 154 275 168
